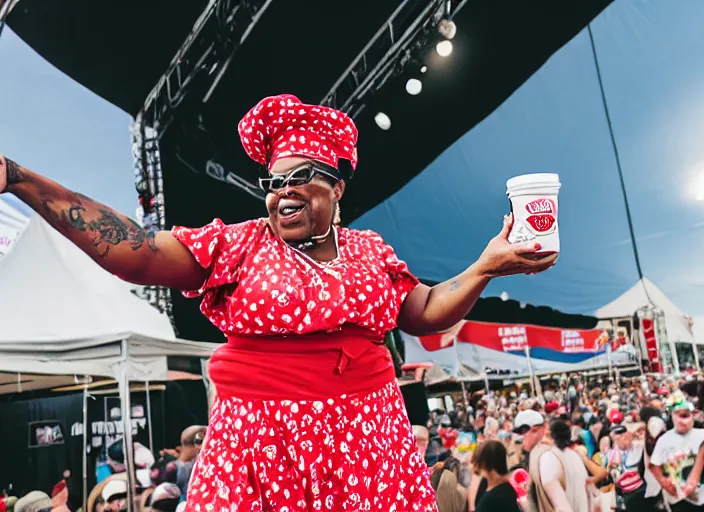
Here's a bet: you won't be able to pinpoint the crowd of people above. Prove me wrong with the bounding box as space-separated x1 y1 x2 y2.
415 372 704 512
0 426 206 512
4 372 704 512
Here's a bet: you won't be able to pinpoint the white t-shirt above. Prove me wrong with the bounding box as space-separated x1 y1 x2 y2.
650 428 704 505
538 449 589 512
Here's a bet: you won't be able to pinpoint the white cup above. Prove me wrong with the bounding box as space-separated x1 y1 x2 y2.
506 173 561 253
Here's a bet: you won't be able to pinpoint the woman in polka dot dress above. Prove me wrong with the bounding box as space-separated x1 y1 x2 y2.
0 94 557 511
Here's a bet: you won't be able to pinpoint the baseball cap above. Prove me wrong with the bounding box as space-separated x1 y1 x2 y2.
544 401 559 414
102 479 128 502
513 410 545 434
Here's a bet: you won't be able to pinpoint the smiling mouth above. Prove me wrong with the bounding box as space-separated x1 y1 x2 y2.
278 199 306 219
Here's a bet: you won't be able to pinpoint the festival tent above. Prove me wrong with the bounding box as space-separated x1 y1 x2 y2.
695 318 704 346
0 196 29 255
0 214 218 381
596 277 694 346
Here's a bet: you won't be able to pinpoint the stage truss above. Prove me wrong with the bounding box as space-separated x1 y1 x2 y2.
131 0 468 320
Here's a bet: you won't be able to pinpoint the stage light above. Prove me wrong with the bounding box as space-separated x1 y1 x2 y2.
436 40 453 57
405 78 422 95
374 112 391 130
421 66 427 74
438 19 457 40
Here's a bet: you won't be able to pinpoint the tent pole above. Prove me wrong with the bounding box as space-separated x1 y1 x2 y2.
82 380 89 512
145 380 154 453
118 340 137 512
460 380 470 410
524 346 536 398
607 344 614 383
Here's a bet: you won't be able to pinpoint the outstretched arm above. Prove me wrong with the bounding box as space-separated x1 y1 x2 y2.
398 214 557 336
1 155 206 289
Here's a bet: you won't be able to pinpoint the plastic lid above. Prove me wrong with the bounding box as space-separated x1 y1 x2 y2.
506 173 560 190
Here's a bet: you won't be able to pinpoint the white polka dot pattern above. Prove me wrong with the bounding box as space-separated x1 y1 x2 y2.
172 218 418 338
237 94 358 171
186 381 437 511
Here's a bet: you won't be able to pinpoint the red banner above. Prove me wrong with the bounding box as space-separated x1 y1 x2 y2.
641 319 661 372
417 320 607 354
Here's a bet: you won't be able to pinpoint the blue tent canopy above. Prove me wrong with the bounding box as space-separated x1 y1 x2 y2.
353 1 704 317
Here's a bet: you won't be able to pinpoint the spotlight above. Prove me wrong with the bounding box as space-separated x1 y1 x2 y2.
436 40 453 57
405 78 422 95
438 19 457 40
421 66 428 73
374 112 391 130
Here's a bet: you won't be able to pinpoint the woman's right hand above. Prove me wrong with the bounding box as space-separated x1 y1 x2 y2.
475 214 558 278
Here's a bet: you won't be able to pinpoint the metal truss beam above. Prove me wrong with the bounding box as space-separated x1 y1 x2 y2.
140 0 272 138
321 0 468 117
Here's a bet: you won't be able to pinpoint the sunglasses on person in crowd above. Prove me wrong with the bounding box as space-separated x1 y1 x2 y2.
182 431 204 447
259 162 339 192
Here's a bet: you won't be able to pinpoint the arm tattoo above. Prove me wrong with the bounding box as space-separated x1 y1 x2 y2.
39 192 159 260
4 158 25 187
449 279 461 291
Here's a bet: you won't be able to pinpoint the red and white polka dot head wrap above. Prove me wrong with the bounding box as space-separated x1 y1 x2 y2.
238 94 358 174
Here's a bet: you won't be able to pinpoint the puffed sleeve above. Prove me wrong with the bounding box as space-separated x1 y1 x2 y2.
377 238 420 303
172 218 262 297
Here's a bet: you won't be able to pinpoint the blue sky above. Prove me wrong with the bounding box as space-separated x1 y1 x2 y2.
353 1 704 317
0 28 136 217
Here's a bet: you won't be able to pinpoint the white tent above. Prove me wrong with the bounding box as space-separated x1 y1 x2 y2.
596 278 694 344
694 317 704 346
596 278 696 372
0 215 218 508
0 196 29 255
0 215 218 381
0 196 29 231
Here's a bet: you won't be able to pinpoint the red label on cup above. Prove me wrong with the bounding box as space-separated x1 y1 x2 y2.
524 199 557 234
526 214 555 233
525 198 555 215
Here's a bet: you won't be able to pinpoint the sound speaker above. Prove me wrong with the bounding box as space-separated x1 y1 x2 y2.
399 381 430 426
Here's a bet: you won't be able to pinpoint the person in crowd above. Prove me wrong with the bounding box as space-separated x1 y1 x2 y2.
0 93 556 511
650 392 704 511
472 440 520 512
549 419 591 512
467 459 488 512
639 406 666 511
147 483 182 512
13 491 52 512
602 424 646 511
432 457 468 512
514 410 573 512
174 426 206 499
414 425 431 459
483 417 499 439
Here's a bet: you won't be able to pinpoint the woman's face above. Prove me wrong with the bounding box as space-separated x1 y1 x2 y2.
265 157 343 243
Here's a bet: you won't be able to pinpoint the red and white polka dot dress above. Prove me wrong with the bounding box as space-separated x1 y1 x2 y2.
173 219 437 511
